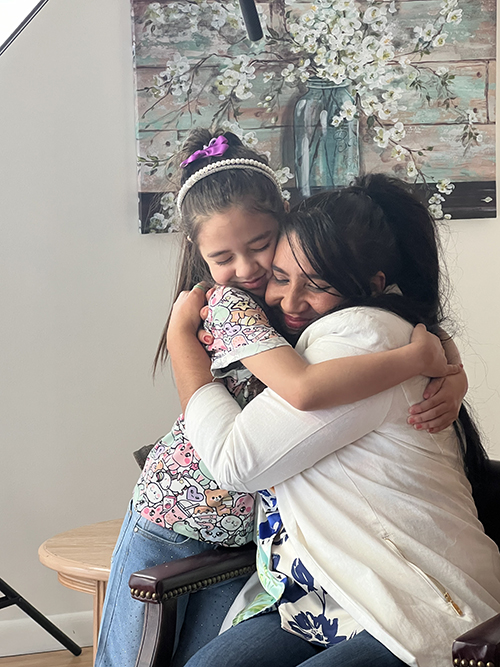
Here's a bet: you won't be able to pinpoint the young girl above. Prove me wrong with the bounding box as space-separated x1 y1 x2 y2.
95 130 464 667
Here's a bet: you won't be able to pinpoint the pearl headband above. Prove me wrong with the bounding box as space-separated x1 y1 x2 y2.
176 158 283 212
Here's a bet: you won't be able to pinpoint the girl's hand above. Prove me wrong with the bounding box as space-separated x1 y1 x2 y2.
411 323 461 378
167 283 208 343
407 368 468 433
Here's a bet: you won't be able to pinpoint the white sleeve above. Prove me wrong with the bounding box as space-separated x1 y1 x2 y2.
184 313 402 491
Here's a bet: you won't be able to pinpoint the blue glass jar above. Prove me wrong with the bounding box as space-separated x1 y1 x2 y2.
294 78 360 197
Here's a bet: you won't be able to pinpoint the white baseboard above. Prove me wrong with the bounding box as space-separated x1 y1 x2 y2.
0 610 93 657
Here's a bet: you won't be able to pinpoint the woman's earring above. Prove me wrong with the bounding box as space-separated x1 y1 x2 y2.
369 271 386 295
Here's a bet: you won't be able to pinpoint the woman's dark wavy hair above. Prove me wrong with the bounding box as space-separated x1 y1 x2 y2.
153 128 286 371
287 173 488 494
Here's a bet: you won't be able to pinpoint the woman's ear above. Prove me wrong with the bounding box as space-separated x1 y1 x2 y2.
370 271 386 295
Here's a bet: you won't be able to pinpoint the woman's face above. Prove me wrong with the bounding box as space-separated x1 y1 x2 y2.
265 233 343 337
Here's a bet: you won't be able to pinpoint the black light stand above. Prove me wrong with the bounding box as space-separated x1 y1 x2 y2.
0 578 82 656
0 0 50 57
238 0 263 41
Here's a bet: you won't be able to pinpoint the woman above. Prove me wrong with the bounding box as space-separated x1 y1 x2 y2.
166 174 500 667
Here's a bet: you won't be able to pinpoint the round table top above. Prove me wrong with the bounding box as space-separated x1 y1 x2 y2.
38 519 122 582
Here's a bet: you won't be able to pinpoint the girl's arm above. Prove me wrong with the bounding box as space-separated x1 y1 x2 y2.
171 287 459 419
242 323 459 411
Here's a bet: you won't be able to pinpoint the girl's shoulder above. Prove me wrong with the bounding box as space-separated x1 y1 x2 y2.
204 284 289 371
296 306 414 354
207 285 271 328
208 285 262 310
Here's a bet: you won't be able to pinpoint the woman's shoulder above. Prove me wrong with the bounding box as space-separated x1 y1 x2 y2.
297 306 413 353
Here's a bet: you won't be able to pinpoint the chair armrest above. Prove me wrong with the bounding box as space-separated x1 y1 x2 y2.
453 612 500 667
128 542 256 604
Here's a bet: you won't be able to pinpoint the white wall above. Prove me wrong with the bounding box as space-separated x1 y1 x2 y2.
0 0 498 657
444 216 500 455
0 0 183 655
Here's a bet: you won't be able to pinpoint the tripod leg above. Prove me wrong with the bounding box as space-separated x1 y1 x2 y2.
0 579 82 656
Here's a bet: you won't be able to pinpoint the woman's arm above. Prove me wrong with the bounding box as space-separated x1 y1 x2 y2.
242 323 459 411
167 288 214 412
183 380 391 492
168 301 416 491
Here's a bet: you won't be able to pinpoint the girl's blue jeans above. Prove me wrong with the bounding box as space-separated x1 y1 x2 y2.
184 611 409 667
94 502 249 667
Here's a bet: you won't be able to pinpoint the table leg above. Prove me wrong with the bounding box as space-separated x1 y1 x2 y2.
93 581 107 665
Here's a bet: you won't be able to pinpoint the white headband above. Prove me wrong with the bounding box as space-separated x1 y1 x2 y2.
176 158 283 212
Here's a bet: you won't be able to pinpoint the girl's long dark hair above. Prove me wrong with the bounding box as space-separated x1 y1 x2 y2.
288 174 488 496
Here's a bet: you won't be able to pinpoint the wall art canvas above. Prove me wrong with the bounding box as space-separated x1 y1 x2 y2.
130 0 496 233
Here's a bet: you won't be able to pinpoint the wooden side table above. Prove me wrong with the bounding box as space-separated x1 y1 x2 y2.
38 519 122 663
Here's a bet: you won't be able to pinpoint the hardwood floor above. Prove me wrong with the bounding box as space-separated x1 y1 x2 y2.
0 647 93 667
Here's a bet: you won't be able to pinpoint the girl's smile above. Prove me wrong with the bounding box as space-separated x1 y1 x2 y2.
196 206 278 297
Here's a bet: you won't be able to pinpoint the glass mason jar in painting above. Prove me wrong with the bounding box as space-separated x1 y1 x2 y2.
294 78 360 197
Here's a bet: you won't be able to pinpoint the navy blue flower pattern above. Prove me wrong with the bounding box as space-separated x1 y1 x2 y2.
291 558 315 592
255 488 362 648
288 612 347 647
259 511 282 540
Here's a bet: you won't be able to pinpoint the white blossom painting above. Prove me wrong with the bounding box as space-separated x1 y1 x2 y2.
130 0 496 233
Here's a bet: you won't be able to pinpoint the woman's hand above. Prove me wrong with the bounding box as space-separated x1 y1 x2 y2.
407 368 468 433
197 286 216 346
410 323 462 378
167 283 215 411
167 283 208 344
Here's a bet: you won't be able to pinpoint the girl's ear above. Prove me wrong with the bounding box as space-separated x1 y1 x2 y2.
370 271 386 295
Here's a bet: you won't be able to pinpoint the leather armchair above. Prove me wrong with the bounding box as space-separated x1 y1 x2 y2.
129 459 500 667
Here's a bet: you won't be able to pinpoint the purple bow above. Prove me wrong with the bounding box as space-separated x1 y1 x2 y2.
181 136 229 167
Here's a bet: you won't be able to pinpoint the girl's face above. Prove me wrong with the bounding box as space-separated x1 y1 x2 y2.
196 206 278 297
265 233 343 336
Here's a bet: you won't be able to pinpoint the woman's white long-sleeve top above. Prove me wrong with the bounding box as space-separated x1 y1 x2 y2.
184 306 500 667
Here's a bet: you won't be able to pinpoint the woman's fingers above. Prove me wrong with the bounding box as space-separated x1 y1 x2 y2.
190 285 214 346
198 329 214 346
169 285 208 336
410 322 427 342
192 281 210 292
